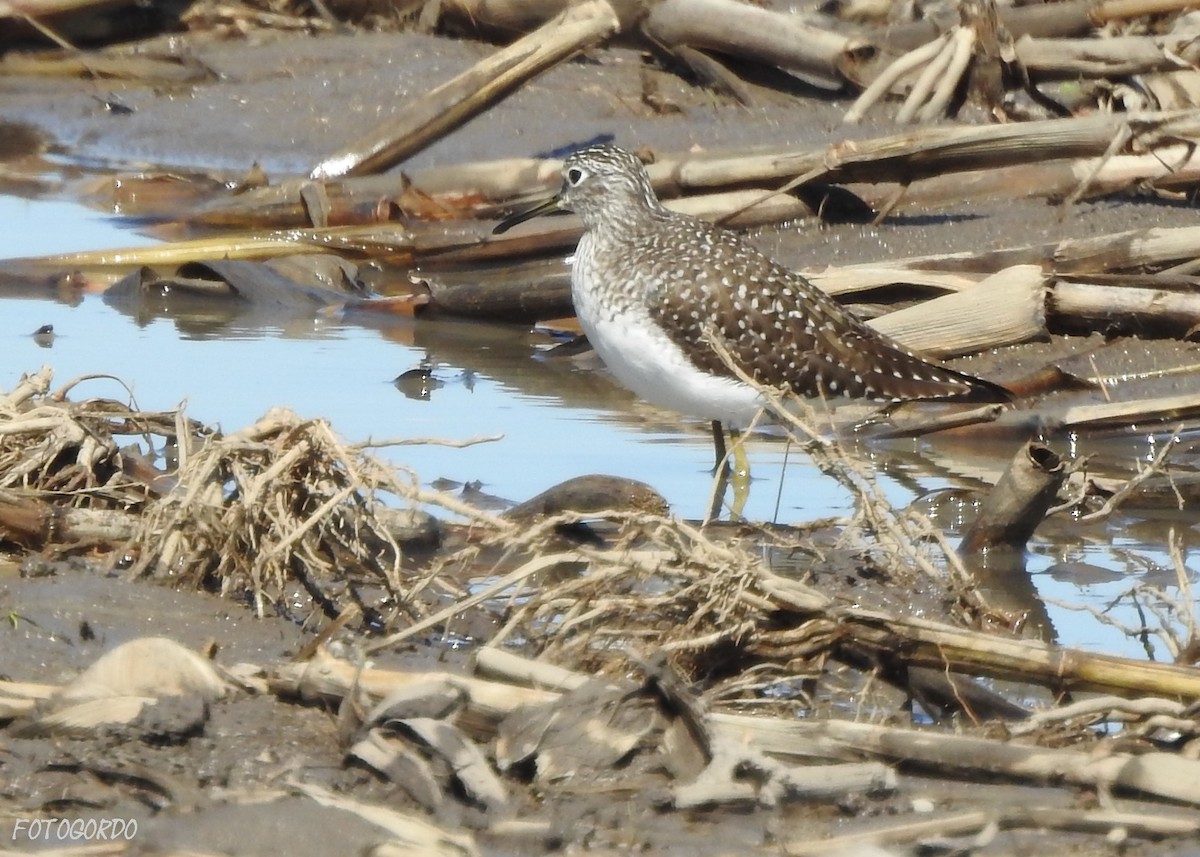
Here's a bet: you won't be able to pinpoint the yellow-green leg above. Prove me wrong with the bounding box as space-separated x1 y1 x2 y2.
728 429 750 520
706 422 751 521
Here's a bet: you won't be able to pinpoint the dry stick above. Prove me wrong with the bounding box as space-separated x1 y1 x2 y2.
845 33 949 124
1062 123 1133 211
1167 527 1197 646
490 547 678 646
1011 694 1190 735
363 551 581 653
241 440 309 509
261 423 396 569
309 0 619 178
355 434 505 449
851 222 1200 277
1056 392 1200 430
895 29 961 124
1050 278 1200 334
919 25 976 122
716 111 1182 227
782 808 1200 855
819 606 1200 698
1093 0 1200 25
452 110 1192 197
0 367 52 411
870 403 1006 440
1014 32 1200 80
1063 426 1181 523
473 645 589 692
410 485 517 533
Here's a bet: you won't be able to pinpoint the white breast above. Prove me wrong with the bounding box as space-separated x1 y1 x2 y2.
570 244 764 429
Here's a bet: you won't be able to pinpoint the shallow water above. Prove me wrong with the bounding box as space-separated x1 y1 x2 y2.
1 189 1194 661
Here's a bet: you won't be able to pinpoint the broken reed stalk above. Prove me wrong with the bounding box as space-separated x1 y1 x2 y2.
958 441 1068 556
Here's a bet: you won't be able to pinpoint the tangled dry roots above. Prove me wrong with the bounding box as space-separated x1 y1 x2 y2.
1 368 427 624
124 407 415 620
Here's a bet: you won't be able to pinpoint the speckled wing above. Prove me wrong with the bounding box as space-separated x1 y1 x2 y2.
648 225 1011 404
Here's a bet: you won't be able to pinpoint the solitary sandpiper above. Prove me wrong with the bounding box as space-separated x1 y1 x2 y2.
495 144 1011 466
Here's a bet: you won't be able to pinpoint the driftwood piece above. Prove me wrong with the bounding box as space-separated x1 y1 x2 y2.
866 264 1047 358
1054 393 1200 429
413 257 572 322
0 50 212 83
673 745 895 809
848 224 1200 277
1015 31 1200 81
309 0 620 178
881 143 1200 213
958 442 1068 556
640 0 860 91
189 176 418 229
784 808 1200 855
388 110 1197 211
1051 275 1200 336
814 605 1200 699
713 712 1200 806
0 489 137 549
651 110 1200 198
271 650 558 729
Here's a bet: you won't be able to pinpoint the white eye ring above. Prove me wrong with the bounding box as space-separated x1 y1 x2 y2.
566 167 585 186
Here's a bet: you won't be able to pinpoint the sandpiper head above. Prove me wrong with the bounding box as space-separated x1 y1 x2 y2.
554 145 660 227
492 144 660 235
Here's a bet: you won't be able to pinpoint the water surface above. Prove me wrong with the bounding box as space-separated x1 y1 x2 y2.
1 189 1193 661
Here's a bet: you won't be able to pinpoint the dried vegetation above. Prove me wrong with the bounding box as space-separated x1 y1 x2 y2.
4 363 1200 852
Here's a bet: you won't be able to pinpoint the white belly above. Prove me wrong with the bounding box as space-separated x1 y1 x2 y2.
572 254 764 428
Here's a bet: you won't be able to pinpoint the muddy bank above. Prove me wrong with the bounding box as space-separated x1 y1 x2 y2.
2 364 1200 855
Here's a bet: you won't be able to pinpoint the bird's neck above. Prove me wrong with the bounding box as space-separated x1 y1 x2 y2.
584 199 671 239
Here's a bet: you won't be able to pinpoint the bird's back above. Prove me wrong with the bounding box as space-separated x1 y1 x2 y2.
633 211 1011 405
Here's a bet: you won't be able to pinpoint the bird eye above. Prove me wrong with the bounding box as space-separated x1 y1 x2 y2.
566 167 585 186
